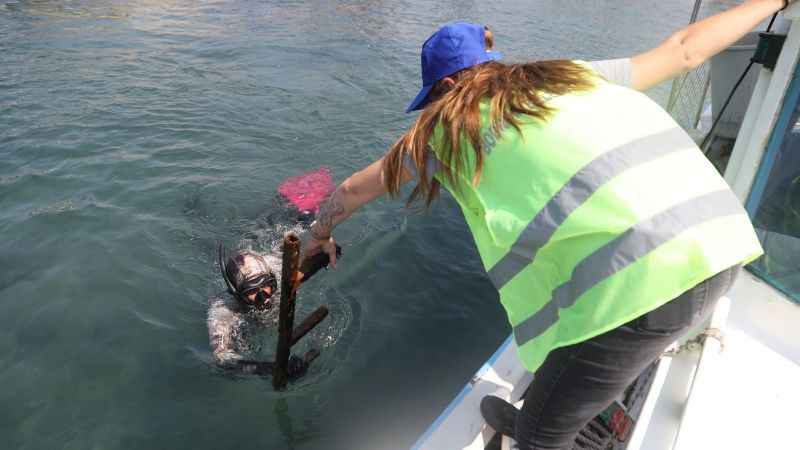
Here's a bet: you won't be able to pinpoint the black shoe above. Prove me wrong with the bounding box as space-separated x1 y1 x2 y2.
480 396 519 438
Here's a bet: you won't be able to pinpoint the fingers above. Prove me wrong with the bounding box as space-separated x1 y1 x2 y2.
328 248 337 268
326 239 337 268
302 236 339 269
302 240 322 262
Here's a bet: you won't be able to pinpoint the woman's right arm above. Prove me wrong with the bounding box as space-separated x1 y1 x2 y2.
304 156 414 266
630 0 788 92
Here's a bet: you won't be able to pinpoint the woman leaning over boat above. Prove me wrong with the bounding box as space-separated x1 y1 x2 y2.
304 1 791 448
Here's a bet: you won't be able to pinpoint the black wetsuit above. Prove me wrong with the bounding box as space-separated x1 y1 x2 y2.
207 292 308 377
207 204 334 378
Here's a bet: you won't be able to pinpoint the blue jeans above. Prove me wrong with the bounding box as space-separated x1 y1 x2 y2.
514 265 741 450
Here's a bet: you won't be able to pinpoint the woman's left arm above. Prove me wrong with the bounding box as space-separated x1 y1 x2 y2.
305 156 414 266
630 0 787 91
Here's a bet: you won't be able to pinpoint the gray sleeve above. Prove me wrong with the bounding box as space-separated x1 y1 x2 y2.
588 59 633 88
402 151 442 184
207 297 242 364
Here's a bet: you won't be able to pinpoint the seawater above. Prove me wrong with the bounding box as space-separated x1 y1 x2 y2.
0 1 734 449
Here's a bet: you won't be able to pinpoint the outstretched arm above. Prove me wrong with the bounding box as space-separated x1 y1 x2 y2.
305 156 414 266
630 0 788 91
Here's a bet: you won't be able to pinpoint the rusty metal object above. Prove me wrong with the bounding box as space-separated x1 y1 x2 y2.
291 306 329 347
273 233 301 390
298 244 341 283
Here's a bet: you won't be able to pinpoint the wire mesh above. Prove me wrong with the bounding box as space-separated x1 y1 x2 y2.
665 0 710 135
666 62 711 133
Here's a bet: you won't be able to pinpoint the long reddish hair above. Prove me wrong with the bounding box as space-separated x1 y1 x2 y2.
383 31 596 208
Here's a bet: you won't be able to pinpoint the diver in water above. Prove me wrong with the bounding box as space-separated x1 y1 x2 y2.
208 167 339 379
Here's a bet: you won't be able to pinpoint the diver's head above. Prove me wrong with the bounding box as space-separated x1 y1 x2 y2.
222 249 277 310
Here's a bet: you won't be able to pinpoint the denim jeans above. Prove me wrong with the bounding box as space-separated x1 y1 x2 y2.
514 265 741 450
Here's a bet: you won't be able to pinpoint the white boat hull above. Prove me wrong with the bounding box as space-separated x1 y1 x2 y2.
412 335 533 450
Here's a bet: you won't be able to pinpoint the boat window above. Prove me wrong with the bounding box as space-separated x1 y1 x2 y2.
746 67 800 303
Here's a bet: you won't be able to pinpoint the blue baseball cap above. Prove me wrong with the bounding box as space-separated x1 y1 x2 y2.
406 22 502 113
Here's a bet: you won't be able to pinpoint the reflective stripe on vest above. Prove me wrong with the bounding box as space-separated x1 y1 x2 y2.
512 188 744 347
487 127 689 289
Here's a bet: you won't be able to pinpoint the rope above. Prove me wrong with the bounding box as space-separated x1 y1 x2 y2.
663 327 725 357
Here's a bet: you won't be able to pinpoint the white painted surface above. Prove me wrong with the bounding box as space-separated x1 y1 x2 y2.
672 274 800 450
412 336 533 450
726 19 800 201
691 329 800 449
672 332 800 449
633 346 701 450
726 271 800 366
710 33 760 139
671 298 731 450
636 272 800 450
724 66 772 185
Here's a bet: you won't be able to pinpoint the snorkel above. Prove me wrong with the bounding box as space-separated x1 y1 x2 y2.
218 243 277 311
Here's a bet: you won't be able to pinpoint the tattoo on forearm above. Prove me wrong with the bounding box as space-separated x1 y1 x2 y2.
311 187 346 239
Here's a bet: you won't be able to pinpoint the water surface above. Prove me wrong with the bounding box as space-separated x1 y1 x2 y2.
0 1 732 449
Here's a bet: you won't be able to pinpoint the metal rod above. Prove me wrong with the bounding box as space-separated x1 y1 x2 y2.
692 71 712 130
273 232 301 390
291 306 329 347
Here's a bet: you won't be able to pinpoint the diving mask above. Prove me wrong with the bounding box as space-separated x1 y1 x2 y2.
218 244 278 310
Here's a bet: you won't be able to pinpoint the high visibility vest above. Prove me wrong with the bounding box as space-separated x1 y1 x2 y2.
428 63 763 372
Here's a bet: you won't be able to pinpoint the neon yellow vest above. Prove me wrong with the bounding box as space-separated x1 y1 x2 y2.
429 64 763 372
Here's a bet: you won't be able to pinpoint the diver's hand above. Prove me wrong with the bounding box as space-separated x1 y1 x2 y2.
287 355 309 378
304 236 339 268
299 244 342 283
287 349 319 379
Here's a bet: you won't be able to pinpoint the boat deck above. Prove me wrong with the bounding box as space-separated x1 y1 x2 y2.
634 271 800 450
